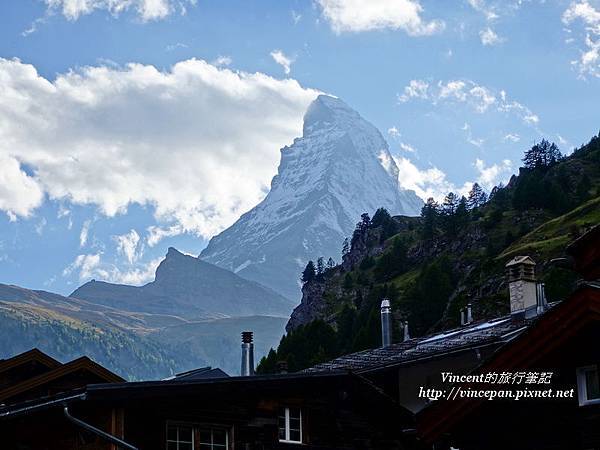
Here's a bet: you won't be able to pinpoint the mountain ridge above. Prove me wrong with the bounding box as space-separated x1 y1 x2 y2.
71 247 294 318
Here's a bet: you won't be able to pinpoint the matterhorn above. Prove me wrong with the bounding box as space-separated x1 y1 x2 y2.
201 95 422 300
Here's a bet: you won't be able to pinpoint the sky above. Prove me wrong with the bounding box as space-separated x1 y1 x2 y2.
0 0 599 295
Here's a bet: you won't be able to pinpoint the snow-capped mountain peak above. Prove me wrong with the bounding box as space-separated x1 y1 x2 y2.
200 94 422 300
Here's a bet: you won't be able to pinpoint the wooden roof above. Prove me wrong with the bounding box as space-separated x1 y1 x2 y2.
0 356 124 404
567 224 600 280
417 283 600 443
505 255 536 267
0 349 60 376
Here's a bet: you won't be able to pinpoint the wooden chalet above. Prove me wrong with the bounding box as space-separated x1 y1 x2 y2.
0 370 415 449
0 349 123 406
0 225 597 449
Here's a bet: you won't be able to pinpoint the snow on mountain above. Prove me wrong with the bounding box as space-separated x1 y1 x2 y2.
200 95 422 300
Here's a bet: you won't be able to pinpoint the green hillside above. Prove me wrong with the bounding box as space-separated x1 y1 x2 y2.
258 133 600 374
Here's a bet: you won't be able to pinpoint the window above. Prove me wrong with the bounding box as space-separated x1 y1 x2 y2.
198 428 228 450
577 365 600 406
167 425 194 450
167 424 229 450
278 407 302 444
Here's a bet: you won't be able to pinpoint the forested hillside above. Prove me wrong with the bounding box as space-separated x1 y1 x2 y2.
258 133 600 373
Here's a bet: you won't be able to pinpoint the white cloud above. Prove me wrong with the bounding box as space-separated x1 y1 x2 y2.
316 0 444 35
35 218 47 235
0 58 319 237
462 122 485 147
114 229 142 264
166 42 188 52
467 0 499 21
399 79 540 126
212 56 232 67
79 220 91 247
63 252 161 285
292 10 302 25
479 27 505 45
146 224 185 247
44 0 195 22
400 142 417 153
393 155 513 201
387 126 401 138
394 156 470 201
270 50 294 75
504 133 521 142
398 79 430 102
109 257 162 285
0 154 44 221
474 158 512 190
63 253 102 279
562 1 600 78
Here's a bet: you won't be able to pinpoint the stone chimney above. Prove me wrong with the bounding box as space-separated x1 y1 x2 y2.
241 331 254 376
506 256 538 318
380 299 392 347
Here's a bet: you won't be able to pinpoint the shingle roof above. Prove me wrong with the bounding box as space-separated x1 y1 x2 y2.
305 313 548 373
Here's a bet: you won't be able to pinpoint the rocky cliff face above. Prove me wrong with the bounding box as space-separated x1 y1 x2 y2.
200 95 422 301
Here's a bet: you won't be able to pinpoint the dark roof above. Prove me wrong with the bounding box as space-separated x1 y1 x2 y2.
0 370 414 426
167 366 229 381
567 224 600 280
0 349 61 375
0 356 124 404
418 283 600 443
305 313 546 373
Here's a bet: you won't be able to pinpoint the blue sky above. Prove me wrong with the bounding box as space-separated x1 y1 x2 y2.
0 0 599 295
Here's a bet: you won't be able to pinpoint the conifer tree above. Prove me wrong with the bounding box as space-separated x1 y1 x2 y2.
301 260 316 283
467 182 487 209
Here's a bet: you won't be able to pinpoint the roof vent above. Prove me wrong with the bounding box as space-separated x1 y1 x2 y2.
403 321 410 342
241 331 254 376
380 299 392 348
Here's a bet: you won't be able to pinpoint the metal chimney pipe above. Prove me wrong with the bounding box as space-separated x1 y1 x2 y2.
466 304 473 324
380 299 392 348
460 308 465 326
241 331 254 376
403 321 410 342
536 282 547 315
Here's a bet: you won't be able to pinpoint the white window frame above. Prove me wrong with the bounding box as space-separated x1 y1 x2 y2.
576 365 600 406
166 422 231 450
278 407 302 444
197 427 229 450
166 424 194 450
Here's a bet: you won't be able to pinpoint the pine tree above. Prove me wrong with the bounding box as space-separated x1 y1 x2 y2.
467 182 487 209
301 260 316 283
455 196 469 228
420 197 439 240
522 139 562 169
326 257 336 270
441 192 459 235
316 257 325 275
342 238 350 256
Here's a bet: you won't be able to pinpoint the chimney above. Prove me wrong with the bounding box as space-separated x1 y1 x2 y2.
536 282 547 314
380 299 392 347
241 331 255 376
460 308 466 326
466 303 473 324
403 321 410 342
506 256 538 318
